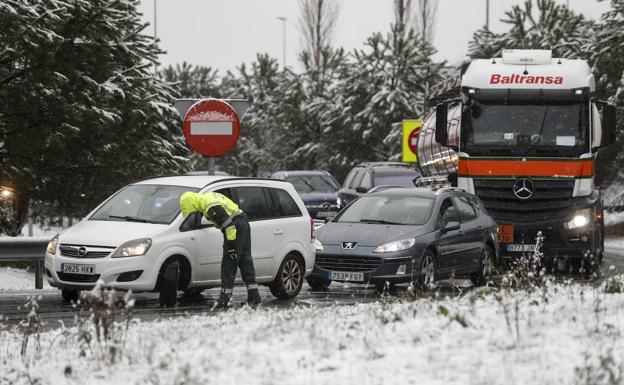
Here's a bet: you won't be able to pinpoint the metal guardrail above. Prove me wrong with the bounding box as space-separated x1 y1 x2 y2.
0 236 51 289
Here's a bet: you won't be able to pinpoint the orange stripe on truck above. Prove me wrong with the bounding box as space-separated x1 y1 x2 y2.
458 159 594 178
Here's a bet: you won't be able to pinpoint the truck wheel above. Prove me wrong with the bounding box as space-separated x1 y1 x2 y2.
61 288 80 303
306 276 331 291
270 254 304 299
471 245 494 286
159 260 179 308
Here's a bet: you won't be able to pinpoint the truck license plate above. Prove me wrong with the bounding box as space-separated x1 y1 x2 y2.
506 244 535 252
61 263 95 274
328 271 364 282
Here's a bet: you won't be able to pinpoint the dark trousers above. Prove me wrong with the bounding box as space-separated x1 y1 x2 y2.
221 213 257 291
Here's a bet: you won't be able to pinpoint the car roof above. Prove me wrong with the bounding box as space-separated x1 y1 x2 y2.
272 170 331 177
367 187 438 199
133 175 291 189
370 167 421 176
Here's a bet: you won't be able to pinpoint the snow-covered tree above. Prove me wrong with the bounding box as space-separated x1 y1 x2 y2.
160 62 221 100
0 0 190 235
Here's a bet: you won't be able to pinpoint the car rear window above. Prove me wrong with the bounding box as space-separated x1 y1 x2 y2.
335 195 434 225
270 188 302 217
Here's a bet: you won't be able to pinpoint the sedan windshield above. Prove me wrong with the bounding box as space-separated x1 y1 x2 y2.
286 175 339 193
463 101 588 156
90 185 198 225
335 196 434 226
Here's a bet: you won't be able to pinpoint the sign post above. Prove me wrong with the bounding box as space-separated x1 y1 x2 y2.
401 120 422 163
180 98 245 175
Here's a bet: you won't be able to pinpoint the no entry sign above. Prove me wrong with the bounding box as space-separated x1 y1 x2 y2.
401 120 422 163
182 99 241 157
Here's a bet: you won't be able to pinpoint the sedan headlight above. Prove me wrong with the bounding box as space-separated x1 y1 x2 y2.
373 238 416 253
46 234 59 254
566 208 592 229
314 239 324 253
337 197 342 209
112 238 152 258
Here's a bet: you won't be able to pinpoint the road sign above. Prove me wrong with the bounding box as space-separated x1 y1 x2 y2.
402 120 422 163
182 99 241 157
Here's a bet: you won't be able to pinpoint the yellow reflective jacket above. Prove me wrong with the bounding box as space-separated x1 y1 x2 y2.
179 192 243 241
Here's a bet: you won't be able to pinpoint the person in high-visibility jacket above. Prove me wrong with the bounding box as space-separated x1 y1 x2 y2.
179 191 261 307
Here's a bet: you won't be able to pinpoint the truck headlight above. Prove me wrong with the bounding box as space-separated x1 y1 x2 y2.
566 208 592 229
46 234 59 254
112 238 152 258
314 239 324 253
373 238 416 253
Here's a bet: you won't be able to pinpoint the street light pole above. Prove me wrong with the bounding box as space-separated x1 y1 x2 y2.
486 0 490 29
277 16 286 70
154 0 158 75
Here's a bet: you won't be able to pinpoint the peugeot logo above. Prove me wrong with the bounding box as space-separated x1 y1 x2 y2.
341 242 358 250
322 202 331 211
77 246 87 257
513 178 535 200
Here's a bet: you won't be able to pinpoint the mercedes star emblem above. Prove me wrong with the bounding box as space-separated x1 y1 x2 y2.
322 202 331 211
341 242 358 250
513 178 535 200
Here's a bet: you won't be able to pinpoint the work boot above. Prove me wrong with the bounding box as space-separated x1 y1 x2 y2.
216 291 232 309
247 288 261 306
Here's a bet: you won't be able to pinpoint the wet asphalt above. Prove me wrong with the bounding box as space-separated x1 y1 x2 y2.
2 249 623 331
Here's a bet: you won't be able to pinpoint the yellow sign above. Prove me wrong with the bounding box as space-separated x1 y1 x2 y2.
402 120 422 163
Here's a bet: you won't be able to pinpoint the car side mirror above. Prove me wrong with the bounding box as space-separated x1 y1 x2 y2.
442 221 460 233
356 186 369 194
435 102 449 146
596 101 616 148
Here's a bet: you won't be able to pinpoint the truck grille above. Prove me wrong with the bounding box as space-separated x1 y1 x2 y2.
473 178 575 223
316 255 382 272
60 245 113 258
57 273 101 283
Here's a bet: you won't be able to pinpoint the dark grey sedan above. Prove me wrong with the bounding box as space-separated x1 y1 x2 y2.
308 187 500 291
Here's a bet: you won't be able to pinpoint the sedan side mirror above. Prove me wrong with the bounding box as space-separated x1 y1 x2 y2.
443 221 460 233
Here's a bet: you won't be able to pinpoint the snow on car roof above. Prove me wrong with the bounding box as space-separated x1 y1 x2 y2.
134 175 239 189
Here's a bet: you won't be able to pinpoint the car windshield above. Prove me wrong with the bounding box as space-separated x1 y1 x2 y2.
335 195 434 226
90 185 198 225
463 100 588 156
286 175 339 193
374 174 418 187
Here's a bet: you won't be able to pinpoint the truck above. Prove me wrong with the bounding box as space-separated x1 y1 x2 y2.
417 49 616 272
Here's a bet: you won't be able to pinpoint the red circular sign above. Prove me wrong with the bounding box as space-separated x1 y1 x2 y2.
408 127 420 154
182 99 241 157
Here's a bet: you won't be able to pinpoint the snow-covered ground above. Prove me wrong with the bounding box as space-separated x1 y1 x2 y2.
2 279 624 385
0 267 50 291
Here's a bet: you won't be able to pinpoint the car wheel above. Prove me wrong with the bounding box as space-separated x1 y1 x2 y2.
306 276 331 291
61 288 80 303
419 249 436 290
159 260 179 308
270 254 304 299
471 245 494 286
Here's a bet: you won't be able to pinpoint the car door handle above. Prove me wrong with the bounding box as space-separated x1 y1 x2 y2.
273 229 284 236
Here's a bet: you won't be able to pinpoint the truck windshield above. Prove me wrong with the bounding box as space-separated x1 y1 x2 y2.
462 101 588 156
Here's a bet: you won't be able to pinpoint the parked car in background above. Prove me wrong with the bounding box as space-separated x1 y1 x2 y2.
45 175 315 304
308 187 499 292
337 162 422 208
270 170 341 220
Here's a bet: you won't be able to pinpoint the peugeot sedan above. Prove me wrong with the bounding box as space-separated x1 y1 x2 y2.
308 187 499 291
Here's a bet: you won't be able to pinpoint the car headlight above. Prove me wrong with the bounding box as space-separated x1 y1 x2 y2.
112 238 152 258
337 197 342 209
46 234 59 254
566 208 592 229
373 238 416 253
314 239 324 253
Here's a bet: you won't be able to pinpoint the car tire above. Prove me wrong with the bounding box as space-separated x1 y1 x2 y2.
61 288 80 303
418 249 436 290
306 276 331 291
159 260 179 308
270 253 304 299
471 245 494 286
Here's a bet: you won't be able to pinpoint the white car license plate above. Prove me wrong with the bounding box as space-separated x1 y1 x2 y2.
61 263 95 274
328 271 364 282
316 211 335 218
506 244 536 252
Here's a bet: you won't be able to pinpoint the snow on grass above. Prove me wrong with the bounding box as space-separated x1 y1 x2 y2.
0 267 50 291
2 280 624 385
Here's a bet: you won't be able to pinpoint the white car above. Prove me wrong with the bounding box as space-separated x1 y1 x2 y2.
44 175 316 303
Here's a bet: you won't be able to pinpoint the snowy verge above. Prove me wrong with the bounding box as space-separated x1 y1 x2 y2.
2 280 624 385
0 267 51 291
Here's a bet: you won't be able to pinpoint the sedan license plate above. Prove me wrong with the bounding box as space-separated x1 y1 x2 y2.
61 263 95 275
506 244 535 252
316 211 335 218
329 271 364 282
